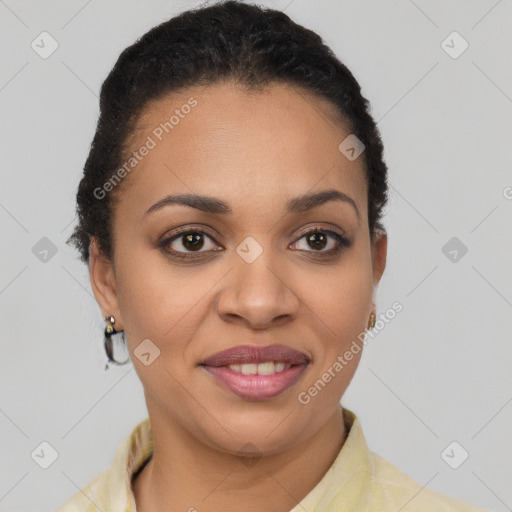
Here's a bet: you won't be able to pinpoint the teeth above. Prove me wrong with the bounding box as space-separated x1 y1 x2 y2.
228 361 291 375
257 362 275 375
241 363 258 375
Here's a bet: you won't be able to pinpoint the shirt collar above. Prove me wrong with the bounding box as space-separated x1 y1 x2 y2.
290 408 372 511
105 415 154 511
102 407 370 512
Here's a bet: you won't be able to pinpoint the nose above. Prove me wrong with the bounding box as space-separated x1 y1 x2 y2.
216 248 300 330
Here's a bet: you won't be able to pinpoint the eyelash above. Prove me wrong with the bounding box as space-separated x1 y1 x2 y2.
158 225 351 261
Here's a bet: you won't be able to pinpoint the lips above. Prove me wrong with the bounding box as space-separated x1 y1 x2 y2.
200 344 310 400
201 344 310 367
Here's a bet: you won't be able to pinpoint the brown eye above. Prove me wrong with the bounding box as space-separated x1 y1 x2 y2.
291 228 351 254
159 226 350 262
182 232 205 251
306 232 328 250
159 229 221 258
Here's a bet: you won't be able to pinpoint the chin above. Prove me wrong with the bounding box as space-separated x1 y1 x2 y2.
191 403 321 455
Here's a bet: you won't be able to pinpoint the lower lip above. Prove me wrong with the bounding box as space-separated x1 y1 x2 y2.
202 364 308 400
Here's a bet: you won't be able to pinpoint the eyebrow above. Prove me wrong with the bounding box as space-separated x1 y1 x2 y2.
144 188 360 220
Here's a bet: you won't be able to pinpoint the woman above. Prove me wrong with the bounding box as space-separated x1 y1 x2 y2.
57 1 486 510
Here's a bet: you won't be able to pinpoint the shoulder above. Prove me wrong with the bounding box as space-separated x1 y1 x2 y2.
366 450 488 511
54 417 151 511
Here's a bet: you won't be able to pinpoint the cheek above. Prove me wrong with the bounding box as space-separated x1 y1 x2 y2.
296 263 369 409
114 250 215 356
299 249 372 398
306 253 373 336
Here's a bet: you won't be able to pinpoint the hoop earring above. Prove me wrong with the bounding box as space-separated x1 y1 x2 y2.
367 313 376 330
104 315 130 367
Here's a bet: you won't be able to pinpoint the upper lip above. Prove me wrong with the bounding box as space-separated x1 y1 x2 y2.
201 344 310 367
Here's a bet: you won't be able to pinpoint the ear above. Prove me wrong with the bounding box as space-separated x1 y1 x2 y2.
370 229 387 310
89 238 123 329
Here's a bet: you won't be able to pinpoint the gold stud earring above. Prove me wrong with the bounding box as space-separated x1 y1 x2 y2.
104 315 116 337
367 313 376 329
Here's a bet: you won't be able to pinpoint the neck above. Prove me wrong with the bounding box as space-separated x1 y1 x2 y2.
133 405 347 512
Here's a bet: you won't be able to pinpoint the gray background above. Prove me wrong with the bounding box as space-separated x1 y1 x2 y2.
1 0 511 510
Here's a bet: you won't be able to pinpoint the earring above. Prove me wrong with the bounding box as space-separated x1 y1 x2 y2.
367 313 376 330
104 315 130 367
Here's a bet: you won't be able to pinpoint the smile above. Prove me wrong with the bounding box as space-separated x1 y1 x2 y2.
228 361 291 375
200 344 310 400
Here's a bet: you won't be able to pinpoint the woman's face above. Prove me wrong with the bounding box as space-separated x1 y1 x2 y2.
90 80 387 455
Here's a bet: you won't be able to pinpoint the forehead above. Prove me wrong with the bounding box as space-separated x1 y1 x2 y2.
117 80 367 219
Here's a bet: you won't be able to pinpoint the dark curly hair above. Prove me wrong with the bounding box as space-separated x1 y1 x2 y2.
67 0 388 264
